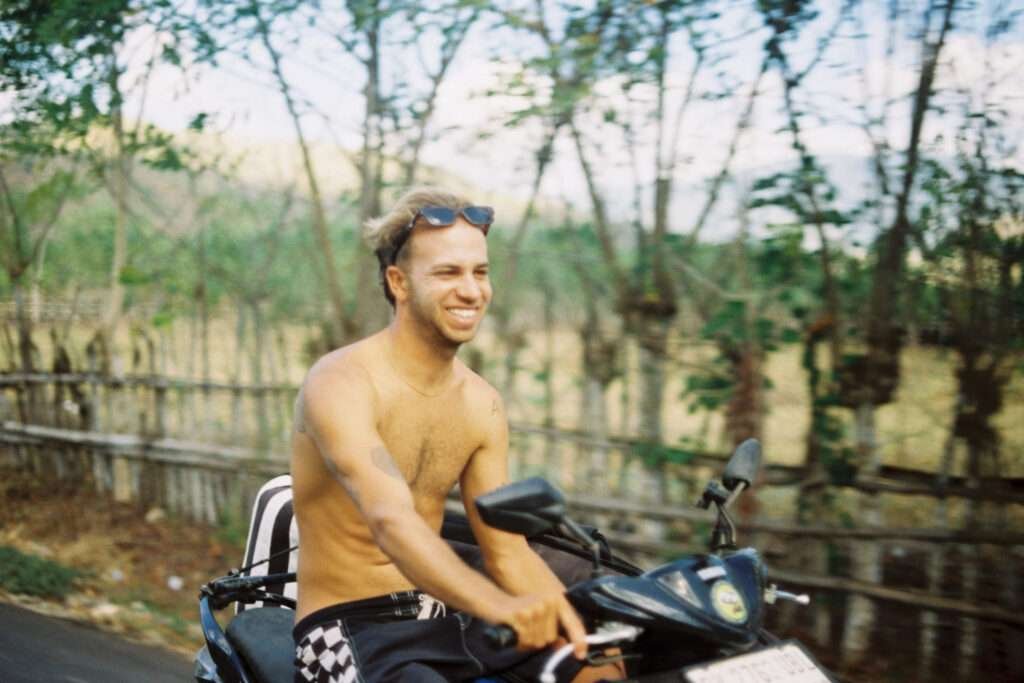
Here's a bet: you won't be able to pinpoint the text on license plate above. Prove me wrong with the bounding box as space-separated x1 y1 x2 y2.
683 641 834 683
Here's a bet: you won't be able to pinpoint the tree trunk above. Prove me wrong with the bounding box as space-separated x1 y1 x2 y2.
250 301 270 448
99 56 129 374
12 281 41 422
723 341 764 529
619 338 632 436
723 343 764 446
794 333 833 646
252 1 348 344
231 305 247 445
579 316 616 495
349 8 386 341
955 356 995 681
635 313 671 504
541 289 558 484
492 129 556 405
841 403 882 666
636 314 669 445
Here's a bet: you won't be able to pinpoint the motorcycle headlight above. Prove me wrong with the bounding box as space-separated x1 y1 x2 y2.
656 571 703 609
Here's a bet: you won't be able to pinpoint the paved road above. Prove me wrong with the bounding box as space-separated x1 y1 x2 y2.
0 603 193 682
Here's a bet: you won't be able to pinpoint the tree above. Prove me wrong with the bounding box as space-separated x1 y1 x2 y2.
1 0 219 373
912 38 1024 672
500 1 760 451
202 0 482 345
838 0 958 664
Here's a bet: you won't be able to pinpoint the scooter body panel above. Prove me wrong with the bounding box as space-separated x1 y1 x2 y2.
198 594 254 683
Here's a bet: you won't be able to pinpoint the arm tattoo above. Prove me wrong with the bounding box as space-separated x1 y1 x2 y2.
322 455 360 503
371 446 406 482
323 447 404 505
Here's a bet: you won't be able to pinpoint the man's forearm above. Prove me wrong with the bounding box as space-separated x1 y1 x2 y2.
372 509 511 623
488 545 566 598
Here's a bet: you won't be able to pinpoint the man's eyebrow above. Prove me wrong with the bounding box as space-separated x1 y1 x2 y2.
429 261 489 271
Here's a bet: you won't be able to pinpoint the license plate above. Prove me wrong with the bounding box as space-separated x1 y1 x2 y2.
683 640 835 683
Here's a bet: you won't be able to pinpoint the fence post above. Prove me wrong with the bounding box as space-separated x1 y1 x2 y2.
959 543 978 680
112 455 132 503
154 379 167 438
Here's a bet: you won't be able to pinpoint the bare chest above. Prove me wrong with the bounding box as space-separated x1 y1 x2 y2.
377 400 479 497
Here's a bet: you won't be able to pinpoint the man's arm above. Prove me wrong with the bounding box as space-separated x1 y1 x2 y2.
460 390 587 658
301 364 568 651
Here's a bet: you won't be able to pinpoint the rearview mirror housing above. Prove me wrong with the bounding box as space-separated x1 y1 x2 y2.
722 439 762 491
474 477 566 536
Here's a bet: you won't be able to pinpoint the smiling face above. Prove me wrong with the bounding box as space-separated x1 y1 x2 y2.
387 218 491 349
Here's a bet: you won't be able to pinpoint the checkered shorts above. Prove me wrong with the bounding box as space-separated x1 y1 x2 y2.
292 590 584 682
294 592 446 683
294 620 357 683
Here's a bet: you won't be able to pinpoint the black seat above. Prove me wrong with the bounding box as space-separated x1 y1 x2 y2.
225 607 295 683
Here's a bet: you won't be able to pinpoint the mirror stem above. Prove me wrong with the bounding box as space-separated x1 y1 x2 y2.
724 481 747 510
711 482 746 553
559 518 603 578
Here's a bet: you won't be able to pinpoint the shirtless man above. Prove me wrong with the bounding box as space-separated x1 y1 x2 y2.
291 188 620 682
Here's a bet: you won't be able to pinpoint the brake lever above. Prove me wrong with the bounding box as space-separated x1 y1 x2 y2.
764 583 810 606
585 651 640 667
539 624 643 683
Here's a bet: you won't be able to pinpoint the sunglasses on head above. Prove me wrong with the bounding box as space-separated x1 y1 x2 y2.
384 205 495 265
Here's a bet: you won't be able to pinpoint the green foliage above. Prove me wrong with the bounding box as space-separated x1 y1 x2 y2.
684 363 733 414
0 545 82 599
632 442 696 468
215 495 249 551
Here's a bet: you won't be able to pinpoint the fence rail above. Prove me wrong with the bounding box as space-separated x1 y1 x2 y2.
5 372 1022 502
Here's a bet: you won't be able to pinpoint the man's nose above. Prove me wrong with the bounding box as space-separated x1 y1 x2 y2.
454 273 481 301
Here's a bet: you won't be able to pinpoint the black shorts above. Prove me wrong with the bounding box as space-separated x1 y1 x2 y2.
293 591 586 683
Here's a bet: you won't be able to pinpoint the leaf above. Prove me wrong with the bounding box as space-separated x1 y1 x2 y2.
119 265 149 286
151 310 175 328
187 113 209 131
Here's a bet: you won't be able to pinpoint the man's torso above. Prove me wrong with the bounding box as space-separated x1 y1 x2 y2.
290 331 488 620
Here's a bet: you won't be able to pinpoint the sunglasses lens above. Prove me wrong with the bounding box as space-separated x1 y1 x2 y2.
462 206 494 227
420 206 457 226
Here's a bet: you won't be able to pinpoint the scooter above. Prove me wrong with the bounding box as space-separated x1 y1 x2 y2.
195 439 835 682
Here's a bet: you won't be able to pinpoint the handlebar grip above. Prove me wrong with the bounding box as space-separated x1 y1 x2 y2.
484 624 517 649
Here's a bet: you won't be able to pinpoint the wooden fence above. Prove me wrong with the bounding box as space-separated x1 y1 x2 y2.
1 372 1022 680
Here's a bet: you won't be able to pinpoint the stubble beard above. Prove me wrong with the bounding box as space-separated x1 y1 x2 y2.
407 286 471 354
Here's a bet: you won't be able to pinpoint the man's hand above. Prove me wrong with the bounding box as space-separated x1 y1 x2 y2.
501 593 588 659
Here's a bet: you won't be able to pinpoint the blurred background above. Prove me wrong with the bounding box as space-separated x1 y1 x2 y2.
0 1 1021 681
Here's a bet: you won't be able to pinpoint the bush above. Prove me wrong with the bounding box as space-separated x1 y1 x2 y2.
0 546 81 599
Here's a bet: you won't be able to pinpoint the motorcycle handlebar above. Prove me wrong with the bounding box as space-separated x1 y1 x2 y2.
483 624 517 649
206 571 296 594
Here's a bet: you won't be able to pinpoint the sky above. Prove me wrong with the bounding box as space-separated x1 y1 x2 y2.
118 1 1023 246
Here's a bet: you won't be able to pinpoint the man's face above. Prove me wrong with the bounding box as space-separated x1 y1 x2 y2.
395 218 491 348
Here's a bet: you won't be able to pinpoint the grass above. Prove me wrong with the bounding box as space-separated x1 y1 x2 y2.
0 545 82 600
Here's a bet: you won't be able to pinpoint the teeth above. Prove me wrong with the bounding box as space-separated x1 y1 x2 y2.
448 308 476 320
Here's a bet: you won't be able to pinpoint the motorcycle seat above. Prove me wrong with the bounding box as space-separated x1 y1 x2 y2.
225 606 295 683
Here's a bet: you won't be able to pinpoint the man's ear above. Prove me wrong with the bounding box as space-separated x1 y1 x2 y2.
385 264 409 303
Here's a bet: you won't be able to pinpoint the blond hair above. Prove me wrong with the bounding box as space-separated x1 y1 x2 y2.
364 186 473 306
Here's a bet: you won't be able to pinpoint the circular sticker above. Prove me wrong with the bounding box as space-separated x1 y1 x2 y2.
710 580 748 624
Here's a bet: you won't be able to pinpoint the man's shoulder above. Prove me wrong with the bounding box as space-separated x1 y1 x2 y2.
455 360 504 418
304 336 381 396
455 359 499 398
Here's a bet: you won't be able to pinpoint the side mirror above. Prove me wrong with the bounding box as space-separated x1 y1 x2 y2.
722 438 762 491
474 477 566 536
